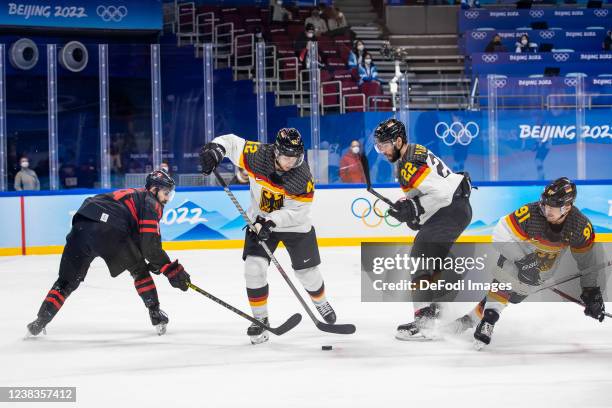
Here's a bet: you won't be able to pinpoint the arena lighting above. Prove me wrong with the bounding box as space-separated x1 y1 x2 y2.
58 41 89 73
9 38 39 70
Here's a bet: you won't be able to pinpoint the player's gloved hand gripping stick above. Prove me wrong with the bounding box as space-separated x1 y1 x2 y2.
214 169 356 335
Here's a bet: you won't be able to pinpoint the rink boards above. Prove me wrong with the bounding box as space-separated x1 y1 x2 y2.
1 183 611 255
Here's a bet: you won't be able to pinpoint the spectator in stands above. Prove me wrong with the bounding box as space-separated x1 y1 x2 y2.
14 155 40 191
358 53 382 86
348 40 367 68
230 167 249 185
327 6 348 31
485 34 507 53
339 140 366 184
295 24 325 69
305 7 328 36
160 160 172 175
603 30 612 51
515 34 537 53
271 0 292 24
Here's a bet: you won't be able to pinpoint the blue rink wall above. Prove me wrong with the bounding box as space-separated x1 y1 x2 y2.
1 182 611 255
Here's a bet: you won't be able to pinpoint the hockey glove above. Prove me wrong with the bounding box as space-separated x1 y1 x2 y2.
199 142 226 175
515 253 542 286
580 287 605 322
161 260 190 291
254 215 276 241
388 198 422 228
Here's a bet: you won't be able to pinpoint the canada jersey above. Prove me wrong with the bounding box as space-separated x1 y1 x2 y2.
212 134 314 233
493 202 600 287
396 143 463 225
76 188 171 270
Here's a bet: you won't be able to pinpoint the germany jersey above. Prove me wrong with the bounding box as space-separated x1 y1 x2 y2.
492 202 601 287
212 134 315 233
396 143 464 225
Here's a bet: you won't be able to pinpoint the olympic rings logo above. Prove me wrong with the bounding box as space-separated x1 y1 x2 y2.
471 31 488 40
350 197 403 228
594 9 608 17
493 78 507 88
529 9 544 18
564 78 578 87
481 54 498 63
539 30 555 40
464 10 480 19
552 52 570 62
96 5 128 22
434 121 480 147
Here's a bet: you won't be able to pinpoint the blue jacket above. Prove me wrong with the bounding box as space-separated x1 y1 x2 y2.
347 51 363 68
358 64 380 85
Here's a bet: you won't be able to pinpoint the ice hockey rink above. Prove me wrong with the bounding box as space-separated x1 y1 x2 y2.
2 247 612 408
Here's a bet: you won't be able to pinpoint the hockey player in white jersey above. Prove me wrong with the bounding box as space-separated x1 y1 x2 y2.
373 118 473 340
449 177 606 349
199 128 336 344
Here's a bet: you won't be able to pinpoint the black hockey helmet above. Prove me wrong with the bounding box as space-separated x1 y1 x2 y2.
145 168 176 191
374 118 407 147
274 128 304 168
540 177 577 208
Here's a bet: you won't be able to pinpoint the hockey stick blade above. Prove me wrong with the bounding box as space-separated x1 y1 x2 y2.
188 283 302 336
271 313 303 335
550 288 612 319
316 321 356 335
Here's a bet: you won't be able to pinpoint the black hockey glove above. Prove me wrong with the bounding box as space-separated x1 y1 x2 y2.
161 260 190 291
199 142 226 175
515 252 542 286
580 287 605 322
254 215 276 241
388 198 422 229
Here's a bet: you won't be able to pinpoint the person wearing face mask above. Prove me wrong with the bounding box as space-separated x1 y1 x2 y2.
304 7 328 36
515 34 536 53
229 166 250 185
358 53 381 86
26 169 190 338
14 156 40 191
348 40 367 68
295 24 325 70
339 140 366 184
199 128 339 344
447 178 606 350
485 34 507 53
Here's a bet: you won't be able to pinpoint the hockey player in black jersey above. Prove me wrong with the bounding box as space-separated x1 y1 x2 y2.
373 118 473 340
26 170 191 337
449 177 606 349
199 128 336 344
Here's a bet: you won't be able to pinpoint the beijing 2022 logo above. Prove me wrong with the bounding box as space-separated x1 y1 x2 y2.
97 5 128 22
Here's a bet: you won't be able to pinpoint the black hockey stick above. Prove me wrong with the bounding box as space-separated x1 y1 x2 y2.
535 259 612 294
359 153 398 209
213 169 356 335
188 282 302 336
549 287 612 319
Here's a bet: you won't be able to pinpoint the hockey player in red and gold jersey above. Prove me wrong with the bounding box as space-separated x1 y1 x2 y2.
200 128 336 344
26 170 190 337
450 177 605 349
373 118 473 340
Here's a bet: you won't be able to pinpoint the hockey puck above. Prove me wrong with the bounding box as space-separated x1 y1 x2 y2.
322 345 333 351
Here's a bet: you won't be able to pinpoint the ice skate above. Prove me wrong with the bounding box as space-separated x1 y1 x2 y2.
396 303 440 341
149 307 169 336
247 317 270 345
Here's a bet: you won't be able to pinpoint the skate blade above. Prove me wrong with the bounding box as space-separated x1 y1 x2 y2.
24 327 46 339
249 332 270 345
155 323 167 336
473 339 487 351
395 331 435 342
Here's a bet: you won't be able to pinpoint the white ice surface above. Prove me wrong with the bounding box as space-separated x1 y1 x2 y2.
1 247 612 408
